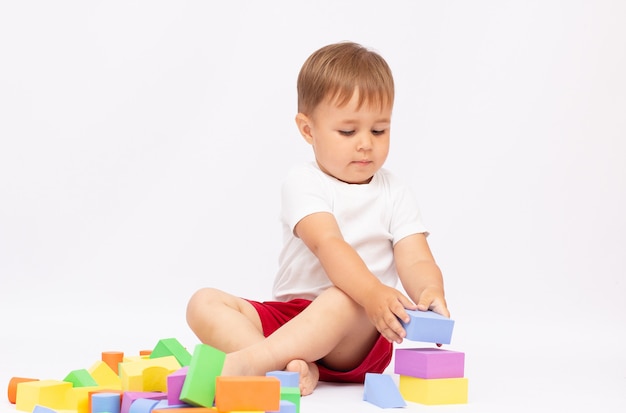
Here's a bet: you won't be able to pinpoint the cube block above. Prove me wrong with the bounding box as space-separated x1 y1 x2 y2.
395 348 465 378
399 375 468 405
401 310 454 344
266 370 299 388
280 386 300 413
118 356 180 391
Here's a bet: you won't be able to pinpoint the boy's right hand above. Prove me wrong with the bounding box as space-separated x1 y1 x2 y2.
362 284 417 344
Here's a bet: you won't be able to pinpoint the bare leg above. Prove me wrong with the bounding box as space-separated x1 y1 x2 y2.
186 287 321 395
221 287 380 392
186 287 265 351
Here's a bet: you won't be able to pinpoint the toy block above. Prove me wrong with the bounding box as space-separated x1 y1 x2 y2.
66 385 107 413
362 373 406 408
399 375 468 405
266 371 299 388
89 361 122 389
64 369 98 387
15 380 73 412
129 398 161 413
102 352 125 375
401 310 454 344
268 400 297 413
140 350 152 356
88 389 123 413
179 344 225 407
7 377 38 404
121 392 167 413
214 376 280 412
279 387 300 413
150 338 191 367
32 406 57 413
92 392 122 413
166 367 188 405
152 408 217 413
395 348 465 379
119 355 180 391
152 399 190 410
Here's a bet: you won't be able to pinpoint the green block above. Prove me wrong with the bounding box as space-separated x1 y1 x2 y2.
179 343 225 407
63 369 98 387
281 386 301 413
150 337 192 366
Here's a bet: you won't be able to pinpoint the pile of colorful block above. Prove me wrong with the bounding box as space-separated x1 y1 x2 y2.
363 309 469 407
7 338 300 413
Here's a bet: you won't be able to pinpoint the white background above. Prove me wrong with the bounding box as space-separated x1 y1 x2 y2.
1 1 625 412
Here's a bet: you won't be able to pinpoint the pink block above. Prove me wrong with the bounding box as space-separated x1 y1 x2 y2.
121 392 167 413
166 367 188 405
394 348 465 379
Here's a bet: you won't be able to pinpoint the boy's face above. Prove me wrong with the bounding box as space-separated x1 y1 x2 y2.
296 91 392 184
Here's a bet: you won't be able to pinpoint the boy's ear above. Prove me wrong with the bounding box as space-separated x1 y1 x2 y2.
295 113 314 144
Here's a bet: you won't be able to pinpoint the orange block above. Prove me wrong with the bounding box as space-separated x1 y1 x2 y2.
102 351 124 374
7 377 39 404
215 376 280 412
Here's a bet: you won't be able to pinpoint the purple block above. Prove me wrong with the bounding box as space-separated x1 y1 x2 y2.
153 399 190 410
121 392 167 413
166 367 188 405
394 348 465 379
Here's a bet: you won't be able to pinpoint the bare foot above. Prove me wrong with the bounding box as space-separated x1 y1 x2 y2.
286 359 319 396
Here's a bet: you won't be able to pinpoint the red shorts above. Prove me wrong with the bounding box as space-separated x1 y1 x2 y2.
246 298 393 383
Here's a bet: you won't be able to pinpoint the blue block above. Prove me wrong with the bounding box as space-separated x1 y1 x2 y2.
363 373 406 408
92 393 121 413
129 398 161 413
268 400 297 413
401 310 454 344
266 371 300 388
33 407 56 413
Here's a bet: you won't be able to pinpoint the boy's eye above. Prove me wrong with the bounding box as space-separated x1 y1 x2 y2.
372 129 386 136
339 130 355 136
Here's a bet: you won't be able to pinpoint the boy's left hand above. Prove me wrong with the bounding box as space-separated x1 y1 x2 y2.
415 286 449 318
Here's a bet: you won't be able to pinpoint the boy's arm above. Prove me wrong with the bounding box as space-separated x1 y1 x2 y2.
295 211 417 344
393 233 450 318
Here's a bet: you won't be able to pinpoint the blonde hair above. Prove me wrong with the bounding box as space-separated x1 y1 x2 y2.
297 41 394 115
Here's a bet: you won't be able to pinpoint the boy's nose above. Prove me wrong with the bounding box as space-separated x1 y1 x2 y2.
357 133 373 151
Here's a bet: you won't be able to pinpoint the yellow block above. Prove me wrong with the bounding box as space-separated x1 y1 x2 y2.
119 355 180 391
15 380 73 412
88 361 122 389
399 375 468 405
66 386 106 413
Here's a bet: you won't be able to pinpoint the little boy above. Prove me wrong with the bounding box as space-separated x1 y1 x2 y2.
186 41 449 396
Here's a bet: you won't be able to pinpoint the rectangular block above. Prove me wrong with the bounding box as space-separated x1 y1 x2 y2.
395 348 465 378
166 367 188 405
15 380 73 412
280 387 300 413
399 375 468 405
401 310 454 344
215 376 280 412
179 344 225 407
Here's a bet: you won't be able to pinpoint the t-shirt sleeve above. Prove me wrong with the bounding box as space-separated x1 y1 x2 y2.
389 176 429 245
281 165 333 235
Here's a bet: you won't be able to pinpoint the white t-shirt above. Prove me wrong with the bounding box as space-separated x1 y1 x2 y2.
272 162 428 301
